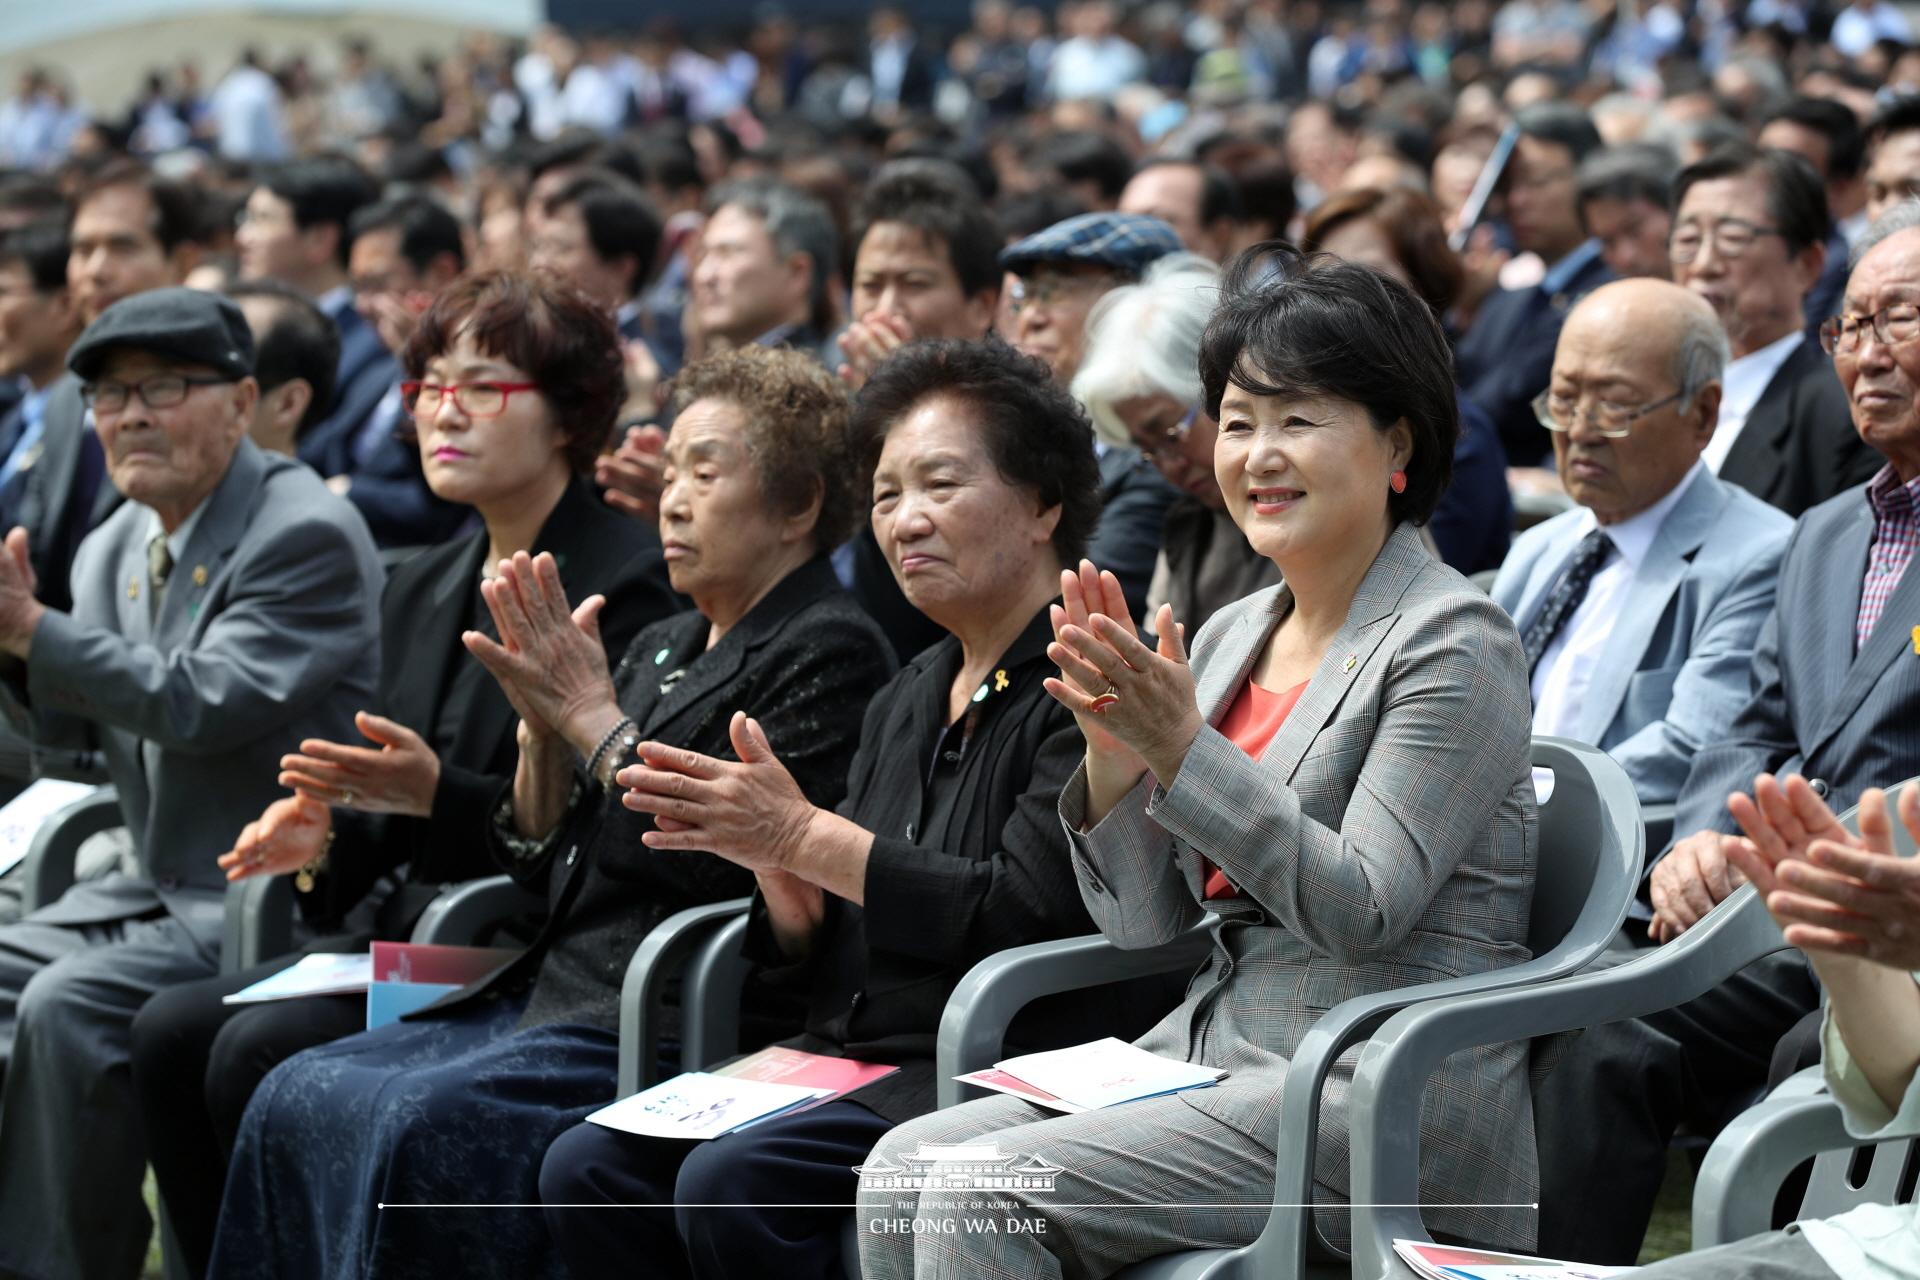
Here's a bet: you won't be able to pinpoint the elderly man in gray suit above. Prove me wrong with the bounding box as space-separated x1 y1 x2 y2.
1493 278 1793 805
0 288 382 1280
1534 207 1920 1264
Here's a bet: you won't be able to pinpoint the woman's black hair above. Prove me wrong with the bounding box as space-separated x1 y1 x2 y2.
1198 241 1458 526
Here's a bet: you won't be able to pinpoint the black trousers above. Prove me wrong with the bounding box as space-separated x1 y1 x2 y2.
1532 947 1820 1264
540 1098 895 1280
129 958 366 1279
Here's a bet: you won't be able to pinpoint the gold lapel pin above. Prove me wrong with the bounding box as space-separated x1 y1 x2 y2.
993 669 1009 692
127 578 139 601
1912 625 1920 656
1342 653 1357 673
191 565 208 587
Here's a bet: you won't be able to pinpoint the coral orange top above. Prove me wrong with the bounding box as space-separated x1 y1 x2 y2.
1198 678 1309 900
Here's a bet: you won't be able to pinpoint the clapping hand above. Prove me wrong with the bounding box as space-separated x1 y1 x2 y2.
1728 780 1920 969
616 710 817 872
836 310 915 392
462 551 616 749
1042 559 1201 785
217 793 330 882
278 710 443 817
0 526 43 658
595 425 668 525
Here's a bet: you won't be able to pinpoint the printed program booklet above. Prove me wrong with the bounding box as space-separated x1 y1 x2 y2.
587 1047 899 1141
1393 1239 1639 1280
953 1037 1226 1113
222 953 373 1004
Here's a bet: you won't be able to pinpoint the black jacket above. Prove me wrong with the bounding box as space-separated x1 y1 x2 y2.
743 602 1120 1123
435 556 895 1031
1717 337 1882 518
299 476 678 932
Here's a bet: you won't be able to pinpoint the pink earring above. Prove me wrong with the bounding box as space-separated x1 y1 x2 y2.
1389 470 1407 494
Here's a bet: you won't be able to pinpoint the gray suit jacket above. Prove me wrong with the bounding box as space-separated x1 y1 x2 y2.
4 440 383 945
1493 469 1793 804
1672 473 1920 840
1059 522 1539 1249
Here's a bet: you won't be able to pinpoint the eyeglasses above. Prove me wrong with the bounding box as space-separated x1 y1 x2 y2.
1006 272 1112 316
1138 405 1199 461
1819 303 1920 356
82 374 233 413
1667 216 1788 264
1533 386 1687 439
401 380 541 418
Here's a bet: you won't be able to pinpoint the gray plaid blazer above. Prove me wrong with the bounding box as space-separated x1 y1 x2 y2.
1060 522 1540 1250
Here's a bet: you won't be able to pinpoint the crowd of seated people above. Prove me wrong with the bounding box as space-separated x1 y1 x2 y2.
4 14 1920 1279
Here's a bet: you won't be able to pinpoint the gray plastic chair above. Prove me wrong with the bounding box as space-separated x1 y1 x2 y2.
18 786 122 911
409 873 548 945
1341 778 1918 1279
614 897 753 1097
929 736 1644 1280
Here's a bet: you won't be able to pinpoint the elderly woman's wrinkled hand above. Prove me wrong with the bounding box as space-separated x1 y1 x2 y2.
1043 559 1203 785
1749 784 1920 970
615 711 818 872
462 550 618 749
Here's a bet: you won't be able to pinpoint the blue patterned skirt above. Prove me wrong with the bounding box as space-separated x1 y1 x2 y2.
208 995 619 1280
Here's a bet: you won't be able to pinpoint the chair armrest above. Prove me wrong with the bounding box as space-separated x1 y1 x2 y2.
680 913 753 1073
409 874 548 945
934 922 1214 1109
19 787 120 912
222 875 296 973
616 898 752 1099
1340 887 1786 1279
1640 803 1675 859
1692 1081 1856 1248
1254 935 1636 1273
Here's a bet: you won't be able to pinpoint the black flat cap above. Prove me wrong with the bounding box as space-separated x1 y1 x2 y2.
67 287 256 383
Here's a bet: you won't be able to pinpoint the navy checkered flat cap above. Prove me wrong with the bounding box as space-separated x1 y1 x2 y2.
999 212 1183 279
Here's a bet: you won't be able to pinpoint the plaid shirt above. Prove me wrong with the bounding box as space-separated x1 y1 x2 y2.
1856 465 1920 651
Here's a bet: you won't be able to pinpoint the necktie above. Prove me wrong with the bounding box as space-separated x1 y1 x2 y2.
1521 528 1612 672
147 533 172 621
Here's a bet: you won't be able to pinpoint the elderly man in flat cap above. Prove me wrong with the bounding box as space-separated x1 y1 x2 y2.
0 287 383 1280
998 210 1186 617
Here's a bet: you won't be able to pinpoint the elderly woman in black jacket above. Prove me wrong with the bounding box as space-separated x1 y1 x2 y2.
536 339 1114 1280
204 347 894 1280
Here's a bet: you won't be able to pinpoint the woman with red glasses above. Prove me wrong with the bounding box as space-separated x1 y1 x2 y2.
127 270 680 1277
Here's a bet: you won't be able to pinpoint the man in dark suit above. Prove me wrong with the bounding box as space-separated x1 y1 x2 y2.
1670 143 1880 517
999 210 1184 619
1759 96 1869 336
529 168 673 389
0 288 383 1280
235 156 383 481
318 194 469 548
0 222 82 534
867 6 937 117
692 177 840 360
17 160 206 616
1532 208 1920 1264
1456 103 1616 467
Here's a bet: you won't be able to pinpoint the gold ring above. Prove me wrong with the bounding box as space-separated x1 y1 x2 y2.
1088 682 1120 714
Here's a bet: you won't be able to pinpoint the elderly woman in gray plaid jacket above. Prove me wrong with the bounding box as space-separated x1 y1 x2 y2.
859 246 1541 1279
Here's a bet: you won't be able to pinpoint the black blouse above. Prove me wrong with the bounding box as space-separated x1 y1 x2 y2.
742 601 1114 1123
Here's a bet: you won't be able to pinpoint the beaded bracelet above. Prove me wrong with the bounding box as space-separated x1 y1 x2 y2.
584 715 639 791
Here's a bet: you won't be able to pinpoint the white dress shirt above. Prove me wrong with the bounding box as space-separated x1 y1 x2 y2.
1702 329 1802 475
1530 462 1705 740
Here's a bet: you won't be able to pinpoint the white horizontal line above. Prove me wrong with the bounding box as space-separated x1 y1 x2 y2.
379 1203 1542 1210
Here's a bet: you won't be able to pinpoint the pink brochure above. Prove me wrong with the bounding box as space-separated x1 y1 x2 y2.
715 1046 898 1095
369 942 520 986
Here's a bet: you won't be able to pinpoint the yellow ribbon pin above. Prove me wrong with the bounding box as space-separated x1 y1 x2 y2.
994 669 1009 692
126 578 138 601
1912 625 1920 656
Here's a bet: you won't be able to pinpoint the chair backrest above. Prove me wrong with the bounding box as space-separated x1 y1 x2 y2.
1527 737 1645 961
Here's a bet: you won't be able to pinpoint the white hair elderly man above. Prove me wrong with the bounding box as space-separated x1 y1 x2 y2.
1493 276 1793 807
